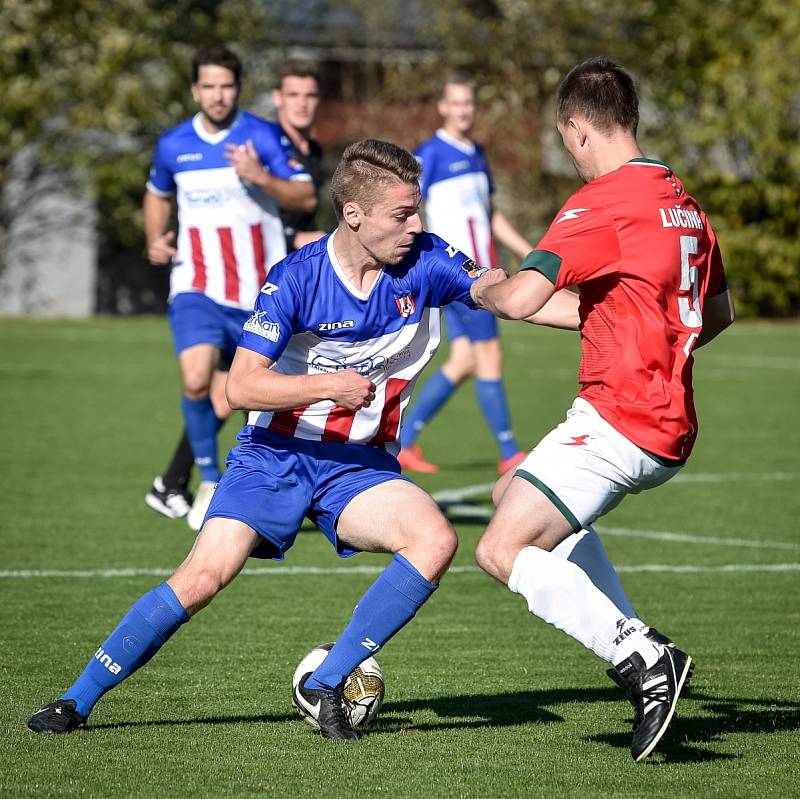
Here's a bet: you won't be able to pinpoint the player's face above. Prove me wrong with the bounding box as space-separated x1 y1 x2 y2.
438 83 476 136
358 181 423 265
273 76 320 131
192 65 240 130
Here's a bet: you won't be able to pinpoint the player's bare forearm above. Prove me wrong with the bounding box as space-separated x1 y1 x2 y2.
260 175 317 212
143 191 176 265
694 290 735 349
491 211 532 261
522 289 580 330
226 348 374 412
294 230 326 249
472 268 555 320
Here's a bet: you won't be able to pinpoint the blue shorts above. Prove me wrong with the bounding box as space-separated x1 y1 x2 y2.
204 427 410 560
444 302 498 342
168 292 251 361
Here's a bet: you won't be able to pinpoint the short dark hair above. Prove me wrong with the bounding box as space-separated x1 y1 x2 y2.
192 45 243 85
441 71 476 99
331 139 420 220
557 57 639 135
277 60 320 89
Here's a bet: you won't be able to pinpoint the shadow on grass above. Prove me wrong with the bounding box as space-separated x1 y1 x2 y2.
84 687 800 765
88 711 297 731
371 687 800 764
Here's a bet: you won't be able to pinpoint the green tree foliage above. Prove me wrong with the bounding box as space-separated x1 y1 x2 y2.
2 0 797 315
341 0 800 316
0 0 270 267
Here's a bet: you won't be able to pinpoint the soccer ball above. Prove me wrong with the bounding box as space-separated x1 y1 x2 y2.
291 642 385 728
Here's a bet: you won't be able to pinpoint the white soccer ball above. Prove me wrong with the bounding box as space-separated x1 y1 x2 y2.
291 642 385 729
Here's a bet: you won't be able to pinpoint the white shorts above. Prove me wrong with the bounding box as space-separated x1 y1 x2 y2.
515 398 683 532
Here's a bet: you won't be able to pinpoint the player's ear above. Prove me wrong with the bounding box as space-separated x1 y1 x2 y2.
190 83 201 104
570 118 588 147
271 88 282 109
342 201 361 229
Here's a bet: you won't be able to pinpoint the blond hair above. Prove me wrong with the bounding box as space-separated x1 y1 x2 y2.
331 139 420 219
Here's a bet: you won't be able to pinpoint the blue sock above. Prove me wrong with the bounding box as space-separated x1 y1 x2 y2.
475 378 519 459
182 396 222 481
306 554 437 691
399 370 455 449
62 583 189 718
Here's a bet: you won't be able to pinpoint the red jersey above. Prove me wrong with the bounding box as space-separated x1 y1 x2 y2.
522 158 727 461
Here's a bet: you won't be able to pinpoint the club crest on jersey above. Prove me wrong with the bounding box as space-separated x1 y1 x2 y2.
243 311 280 342
461 258 486 279
395 293 416 317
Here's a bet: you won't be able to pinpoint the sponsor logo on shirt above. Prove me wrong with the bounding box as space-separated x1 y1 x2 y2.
556 208 591 224
177 152 203 163
243 311 280 342
448 159 470 173
260 282 279 295
395 293 416 317
319 320 355 331
310 353 388 377
460 258 487 279
184 187 248 208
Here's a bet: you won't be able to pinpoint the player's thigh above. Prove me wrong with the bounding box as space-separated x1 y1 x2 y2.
169 516 261 613
337 479 457 581
478 476 575 582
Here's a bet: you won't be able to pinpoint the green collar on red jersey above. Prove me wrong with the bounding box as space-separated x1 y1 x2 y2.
628 157 669 168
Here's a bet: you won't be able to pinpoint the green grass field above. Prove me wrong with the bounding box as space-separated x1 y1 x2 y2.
2 316 799 797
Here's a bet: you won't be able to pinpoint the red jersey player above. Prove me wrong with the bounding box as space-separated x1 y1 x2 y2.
470 57 734 762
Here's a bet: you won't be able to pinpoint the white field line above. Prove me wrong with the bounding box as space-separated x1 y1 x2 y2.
2 563 800 579
598 527 800 551
431 481 800 551
431 472 800 504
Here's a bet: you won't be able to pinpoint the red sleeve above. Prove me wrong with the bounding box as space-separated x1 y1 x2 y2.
531 205 621 289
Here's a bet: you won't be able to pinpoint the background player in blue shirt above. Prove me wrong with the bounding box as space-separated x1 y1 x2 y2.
146 59 327 526
399 74 533 475
28 139 523 740
143 46 316 530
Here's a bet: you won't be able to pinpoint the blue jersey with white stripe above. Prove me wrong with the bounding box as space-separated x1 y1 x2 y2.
415 129 496 268
237 231 486 450
146 111 310 309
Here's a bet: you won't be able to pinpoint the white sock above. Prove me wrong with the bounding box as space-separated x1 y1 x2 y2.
508 545 659 666
552 526 637 618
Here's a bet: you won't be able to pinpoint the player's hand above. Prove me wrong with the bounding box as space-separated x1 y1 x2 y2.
327 369 376 411
471 267 508 308
224 139 266 185
148 231 177 265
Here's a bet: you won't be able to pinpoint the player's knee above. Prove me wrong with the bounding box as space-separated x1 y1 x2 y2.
475 534 506 581
430 520 458 566
182 372 212 399
171 566 225 613
403 518 458 579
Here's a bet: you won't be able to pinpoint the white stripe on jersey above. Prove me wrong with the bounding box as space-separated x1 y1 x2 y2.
170 167 286 309
425 171 494 267
248 307 442 452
